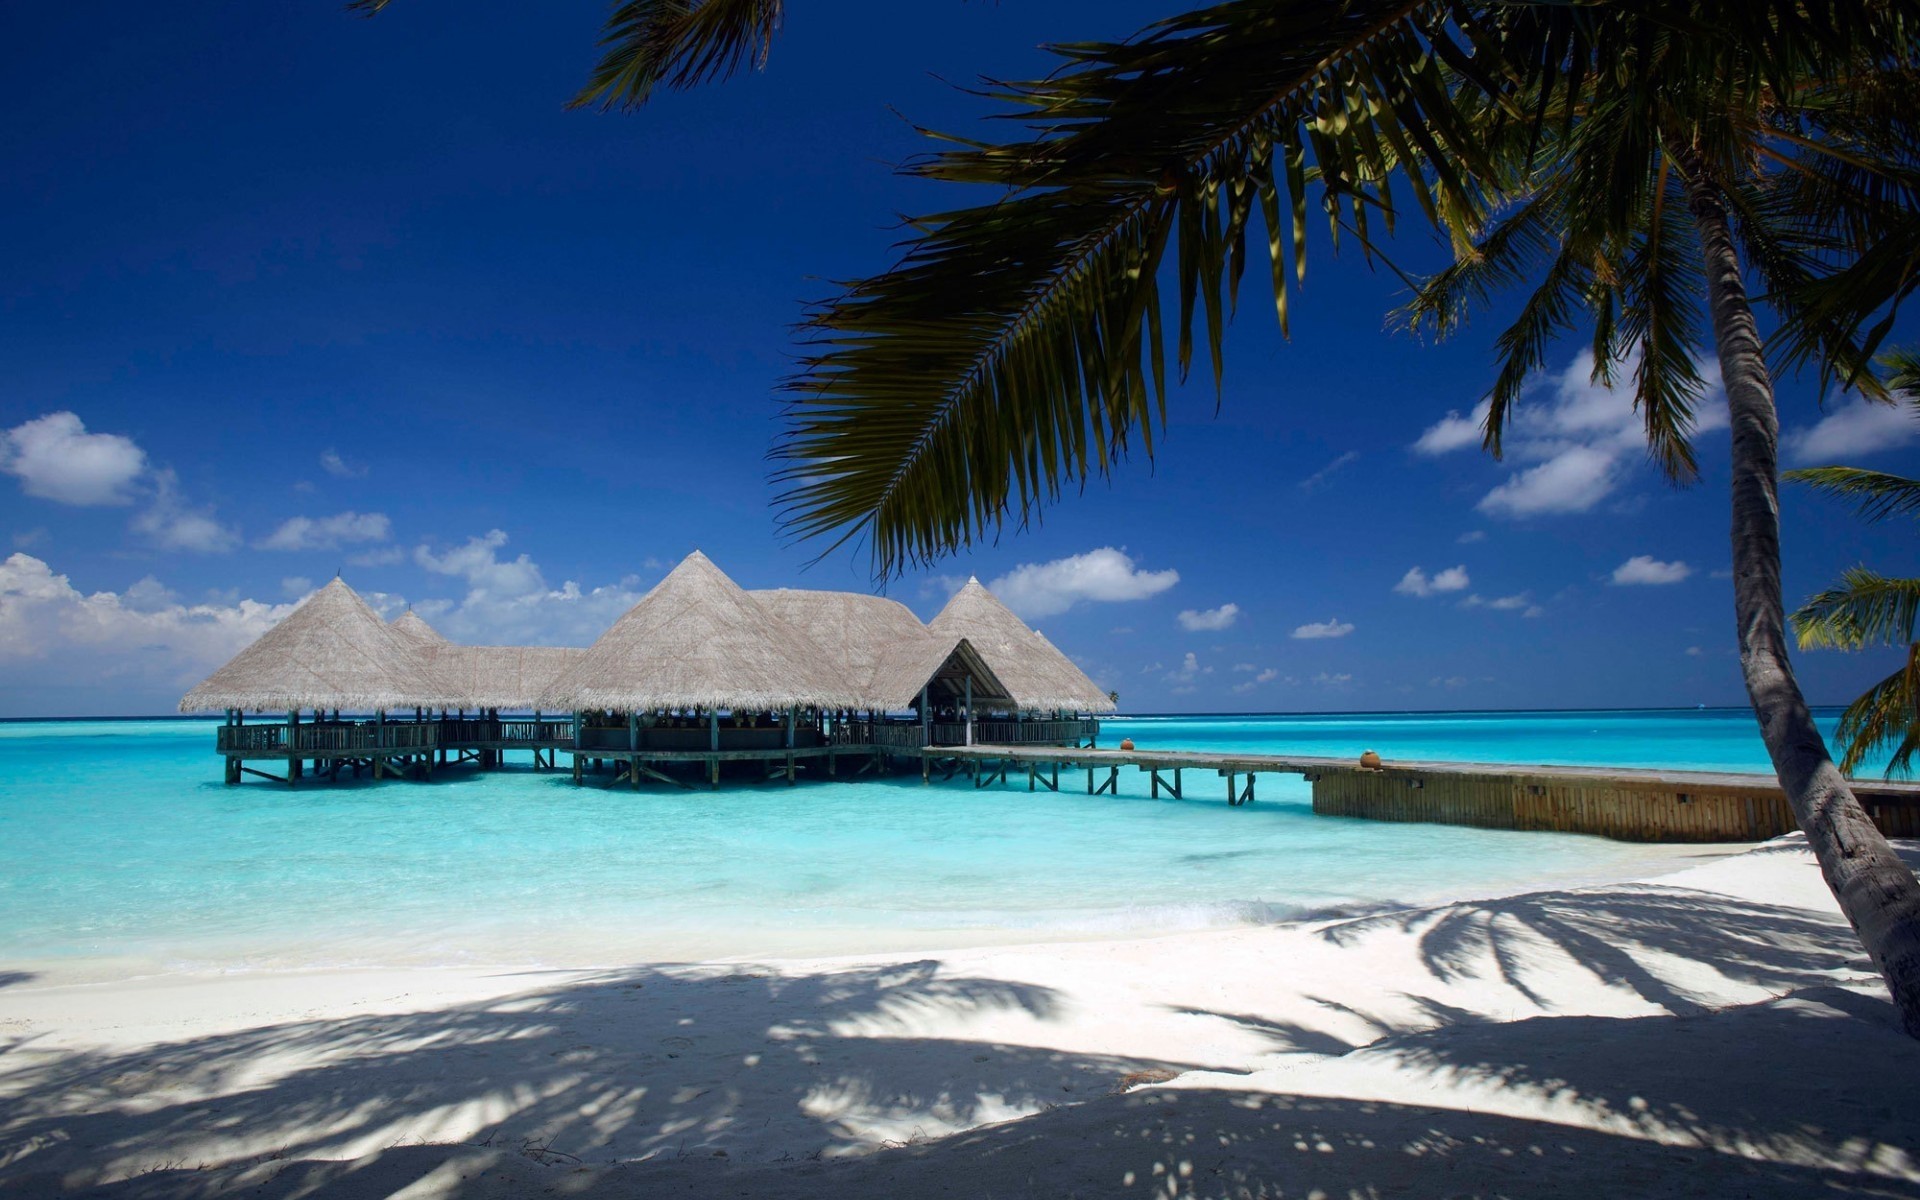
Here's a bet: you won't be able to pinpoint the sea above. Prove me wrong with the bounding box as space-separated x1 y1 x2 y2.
0 708 1869 982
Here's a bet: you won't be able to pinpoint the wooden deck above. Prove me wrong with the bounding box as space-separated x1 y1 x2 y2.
924 744 1920 841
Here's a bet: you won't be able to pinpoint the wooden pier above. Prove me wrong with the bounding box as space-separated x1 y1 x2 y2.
212 710 1920 843
925 744 1920 841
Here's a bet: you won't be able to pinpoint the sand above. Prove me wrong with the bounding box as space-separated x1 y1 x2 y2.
1 834 1916 1198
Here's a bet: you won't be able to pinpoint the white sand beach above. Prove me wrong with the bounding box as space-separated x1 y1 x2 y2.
2 834 1917 1199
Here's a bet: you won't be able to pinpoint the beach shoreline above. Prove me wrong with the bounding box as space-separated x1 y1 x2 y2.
4 833 1916 1198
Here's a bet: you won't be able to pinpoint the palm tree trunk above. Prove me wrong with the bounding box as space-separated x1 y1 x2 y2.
1687 164 1920 1037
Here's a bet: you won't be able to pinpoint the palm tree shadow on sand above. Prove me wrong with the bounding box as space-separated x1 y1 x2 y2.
3 854 1918 1199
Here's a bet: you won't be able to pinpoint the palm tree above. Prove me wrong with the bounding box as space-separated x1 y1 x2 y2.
1789 352 1920 776
354 0 1920 1034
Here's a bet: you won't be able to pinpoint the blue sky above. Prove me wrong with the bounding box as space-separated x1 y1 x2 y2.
3 1 1918 717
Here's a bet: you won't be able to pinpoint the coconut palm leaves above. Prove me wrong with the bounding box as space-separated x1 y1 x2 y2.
1399 8 1920 477
767 0 1917 576
351 0 784 110
771 0 1540 574
1789 367 1920 776
571 0 784 110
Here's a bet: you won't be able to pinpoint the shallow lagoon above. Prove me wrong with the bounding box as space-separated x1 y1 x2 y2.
0 709 1848 979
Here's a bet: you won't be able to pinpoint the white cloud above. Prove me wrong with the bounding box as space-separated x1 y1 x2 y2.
1477 445 1619 517
13 528 47 550
347 546 406 568
1230 664 1282 694
986 548 1179 619
1177 602 1240 632
1611 555 1692 586
1394 565 1470 597
1457 530 1486 544
1298 450 1359 492
281 576 314 599
0 553 296 714
1461 591 1536 614
1292 618 1354 640
1686 645 1705 657
258 511 392 552
410 530 646 645
319 449 368 479
131 468 238 554
0 412 148 506
1412 402 1490 456
1783 398 1920 464
1163 652 1211 684
416 529 545 598
1423 352 1728 518
0 412 239 552
1314 672 1354 686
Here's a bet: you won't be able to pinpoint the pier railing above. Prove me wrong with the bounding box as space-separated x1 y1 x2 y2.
824 720 928 749
926 719 1098 747
575 725 827 752
216 723 441 754
498 719 572 744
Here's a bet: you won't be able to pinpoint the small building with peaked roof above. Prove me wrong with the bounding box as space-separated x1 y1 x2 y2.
180 578 445 714
537 551 867 713
931 578 1117 713
182 553 1111 726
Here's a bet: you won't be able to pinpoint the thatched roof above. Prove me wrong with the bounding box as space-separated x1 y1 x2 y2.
752 589 1012 710
417 644 586 711
179 578 445 714
539 551 866 712
180 557 1109 717
389 610 449 647
930 579 1116 713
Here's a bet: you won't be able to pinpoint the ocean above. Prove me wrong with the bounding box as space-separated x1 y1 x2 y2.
0 708 1862 982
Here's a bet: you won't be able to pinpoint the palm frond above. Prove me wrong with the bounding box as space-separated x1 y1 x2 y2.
774 0 1522 575
572 0 784 110
1784 465 1920 522
349 0 784 109
1830 643 1920 776
1792 566 1920 649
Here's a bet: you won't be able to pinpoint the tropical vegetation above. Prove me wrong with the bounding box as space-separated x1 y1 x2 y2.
1791 352 1920 777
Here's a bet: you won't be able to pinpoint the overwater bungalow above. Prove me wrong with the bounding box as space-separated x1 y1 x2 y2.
180 551 1111 786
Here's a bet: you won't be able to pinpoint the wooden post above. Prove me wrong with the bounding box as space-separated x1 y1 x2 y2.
709 708 719 752
374 709 385 781
571 711 583 785
964 675 973 747
287 709 299 787
920 685 930 750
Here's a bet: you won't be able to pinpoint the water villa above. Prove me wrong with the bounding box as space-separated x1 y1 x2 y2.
181 551 1111 787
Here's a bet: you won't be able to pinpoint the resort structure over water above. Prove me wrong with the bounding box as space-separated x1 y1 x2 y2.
181 551 1112 786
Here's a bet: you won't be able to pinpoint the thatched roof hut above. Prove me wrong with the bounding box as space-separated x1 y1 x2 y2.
389 610 449 647
539 551 866 712
179 578 444 714
752 589 1011 710
931 579 1116 713
181 555 1110 718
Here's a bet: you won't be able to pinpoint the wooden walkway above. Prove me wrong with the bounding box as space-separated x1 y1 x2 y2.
922 745 1920 841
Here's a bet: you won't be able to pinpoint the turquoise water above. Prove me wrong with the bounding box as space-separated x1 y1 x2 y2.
0 709 1847 981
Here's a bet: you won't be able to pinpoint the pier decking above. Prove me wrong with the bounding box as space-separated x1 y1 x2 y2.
928 744 1920 841
218 711 1920 842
